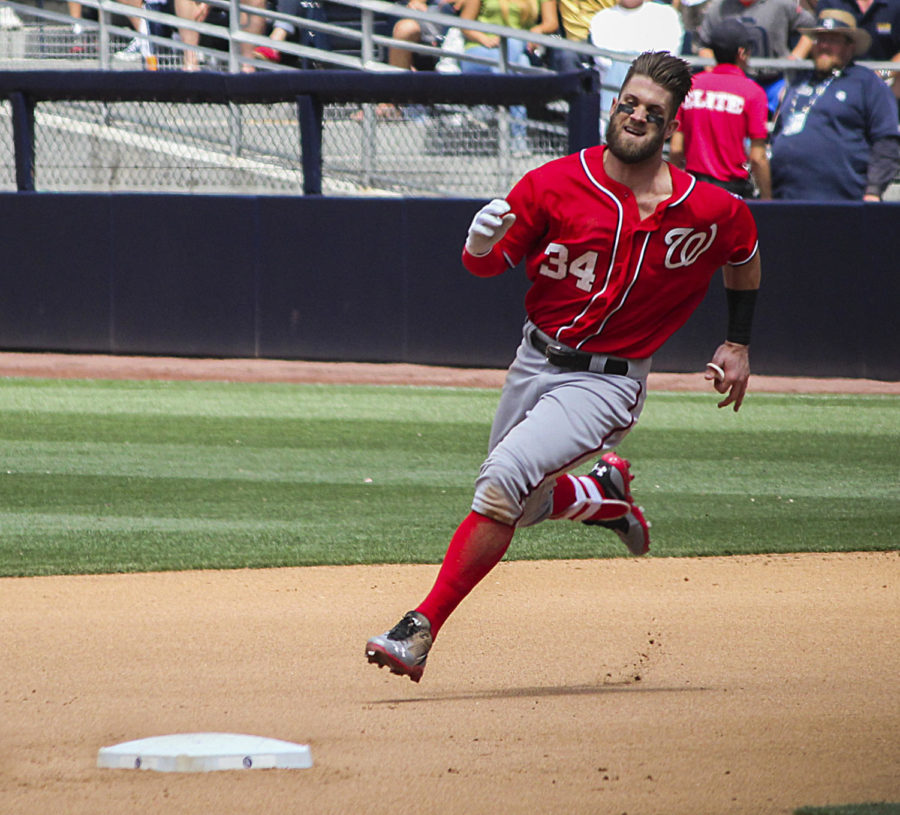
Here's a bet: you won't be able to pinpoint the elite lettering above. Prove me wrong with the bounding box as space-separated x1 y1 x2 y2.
683 89 746 115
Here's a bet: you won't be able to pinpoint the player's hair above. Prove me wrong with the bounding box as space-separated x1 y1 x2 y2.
621 51 694 117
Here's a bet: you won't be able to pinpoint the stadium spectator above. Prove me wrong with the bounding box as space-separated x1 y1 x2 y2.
67 1 84 33
344 0 462 118
530 2 585 72
588 0 684 135
125 0 179 64
809 0 900 104
175 0 267 70
770 9 900 199
459 0 560 66
679 0 712 53
458 0 560 151
558 0 611 41
381 0 464 71
253 0 331 66
145 0 178 41
669 18 772 197
0 4 22 28
66 0 87 52
538 0 612 71
66 0 152 60
696 0 817 114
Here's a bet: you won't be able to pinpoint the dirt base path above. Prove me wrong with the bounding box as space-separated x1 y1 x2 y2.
0 350 898 393
2 556 898 815
1 353 897 815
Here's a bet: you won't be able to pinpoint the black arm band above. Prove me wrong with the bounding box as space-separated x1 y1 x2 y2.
726 288 758 345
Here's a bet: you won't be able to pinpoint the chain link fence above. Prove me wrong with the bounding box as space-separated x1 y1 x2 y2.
0 94 573 195
0 1 579 196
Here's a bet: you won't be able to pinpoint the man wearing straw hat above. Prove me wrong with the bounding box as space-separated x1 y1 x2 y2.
770 9 900 200
815 0 900 102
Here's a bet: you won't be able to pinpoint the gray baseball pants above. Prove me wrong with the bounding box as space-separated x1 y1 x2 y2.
471 320 649 527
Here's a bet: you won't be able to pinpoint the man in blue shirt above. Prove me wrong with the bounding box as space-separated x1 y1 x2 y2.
770 9 900 200
813 0 900 105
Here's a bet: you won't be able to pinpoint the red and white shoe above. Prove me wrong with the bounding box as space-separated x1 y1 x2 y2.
365 611 432 683
583 452 650 555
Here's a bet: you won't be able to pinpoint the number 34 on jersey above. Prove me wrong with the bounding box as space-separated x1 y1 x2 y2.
538 225 719 292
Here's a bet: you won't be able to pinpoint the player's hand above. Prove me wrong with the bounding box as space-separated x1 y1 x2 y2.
465 199 516 257
706 341 750 412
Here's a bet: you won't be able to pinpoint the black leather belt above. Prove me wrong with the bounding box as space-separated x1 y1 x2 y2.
529 329 629 376
692 172 755 199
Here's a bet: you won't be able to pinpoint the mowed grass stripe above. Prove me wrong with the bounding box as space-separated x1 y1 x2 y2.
0 443 895 499
0 413 491 451
0 378 896 576
0 378 501 422
0 440 482 483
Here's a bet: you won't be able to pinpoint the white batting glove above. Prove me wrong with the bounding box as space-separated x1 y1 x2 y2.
465 199 516 257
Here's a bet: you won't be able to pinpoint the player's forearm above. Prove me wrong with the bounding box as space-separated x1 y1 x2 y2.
724 289 757 346
461 246 511 277
722 252 761 346
723 251 761 290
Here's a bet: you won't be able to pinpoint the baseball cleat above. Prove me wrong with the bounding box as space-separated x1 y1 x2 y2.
365 610 433 683
583 452 651 556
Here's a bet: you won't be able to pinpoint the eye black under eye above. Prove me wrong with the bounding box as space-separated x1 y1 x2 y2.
616 103 665 128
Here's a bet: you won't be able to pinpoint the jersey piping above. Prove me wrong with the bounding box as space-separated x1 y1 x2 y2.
730 241 759 266
553 149 625 346
562 149 698 351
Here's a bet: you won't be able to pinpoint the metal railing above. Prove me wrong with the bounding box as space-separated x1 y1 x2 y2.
1 0 898 198
0 68 600 195
0 0 595 73
8 0 900 79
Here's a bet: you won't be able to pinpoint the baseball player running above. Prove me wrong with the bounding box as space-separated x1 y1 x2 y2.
366 51 762 682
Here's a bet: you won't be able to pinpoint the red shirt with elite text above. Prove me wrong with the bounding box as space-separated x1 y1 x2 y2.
678 63 769 183
462 145 759 359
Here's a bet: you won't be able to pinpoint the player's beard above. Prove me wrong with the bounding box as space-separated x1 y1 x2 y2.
606 115 667 164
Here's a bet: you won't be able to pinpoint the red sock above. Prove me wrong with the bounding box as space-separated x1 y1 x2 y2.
549 473 629 522
416 511 514 639
550 474 577 517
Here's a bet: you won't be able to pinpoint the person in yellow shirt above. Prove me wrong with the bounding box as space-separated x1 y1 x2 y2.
558 0 613 42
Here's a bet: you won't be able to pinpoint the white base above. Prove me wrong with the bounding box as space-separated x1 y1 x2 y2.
97 732 313 772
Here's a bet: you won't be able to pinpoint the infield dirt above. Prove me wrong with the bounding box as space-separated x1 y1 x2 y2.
1 354 897 815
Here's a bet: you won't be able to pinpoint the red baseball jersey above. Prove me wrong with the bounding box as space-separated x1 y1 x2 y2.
678 64 769 183
462 145 759 359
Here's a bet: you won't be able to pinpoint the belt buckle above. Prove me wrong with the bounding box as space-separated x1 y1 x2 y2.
545 343 579 369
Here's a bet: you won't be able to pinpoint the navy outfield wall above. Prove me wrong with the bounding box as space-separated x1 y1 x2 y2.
0 193 896 380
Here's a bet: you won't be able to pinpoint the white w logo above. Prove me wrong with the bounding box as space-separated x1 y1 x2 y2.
664 225 718 269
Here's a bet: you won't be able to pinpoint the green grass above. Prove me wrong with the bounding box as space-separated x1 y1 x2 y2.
0 378 897 576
